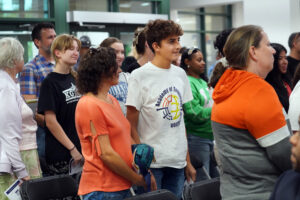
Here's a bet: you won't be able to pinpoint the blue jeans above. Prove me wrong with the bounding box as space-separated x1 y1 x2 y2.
83 190 130 200
36 126 49 176
36 126 46 158
187 134 219 181
150 167 185 199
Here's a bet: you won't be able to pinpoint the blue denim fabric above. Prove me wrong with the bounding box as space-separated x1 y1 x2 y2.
187 134 219 181
150 167 185 199
36 126 46 158
83 189 130 200
36 126 49 176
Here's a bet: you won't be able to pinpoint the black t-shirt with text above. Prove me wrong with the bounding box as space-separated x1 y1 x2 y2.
38 72 81 164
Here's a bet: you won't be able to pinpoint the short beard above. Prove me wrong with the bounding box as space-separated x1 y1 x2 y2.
45 48 51 55
41 46 51 56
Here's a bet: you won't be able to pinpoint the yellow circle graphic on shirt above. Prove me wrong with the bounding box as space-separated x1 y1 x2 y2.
162 94 180 120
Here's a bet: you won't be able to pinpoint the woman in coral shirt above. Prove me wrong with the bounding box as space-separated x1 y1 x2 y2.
75 47 147 200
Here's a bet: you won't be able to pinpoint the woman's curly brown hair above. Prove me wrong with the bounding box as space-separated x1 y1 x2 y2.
76 47 118 95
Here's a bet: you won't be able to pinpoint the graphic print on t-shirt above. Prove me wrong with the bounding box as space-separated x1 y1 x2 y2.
62 83 81 104
155 86 183 128
109 81 128 103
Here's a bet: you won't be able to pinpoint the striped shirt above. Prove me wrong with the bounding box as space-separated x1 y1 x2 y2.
19 54 54 97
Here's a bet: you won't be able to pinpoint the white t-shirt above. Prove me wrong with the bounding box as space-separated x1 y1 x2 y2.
288 81 300 131
126 62 193 168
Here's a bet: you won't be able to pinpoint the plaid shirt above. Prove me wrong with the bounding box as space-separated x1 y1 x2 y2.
19 54 54 97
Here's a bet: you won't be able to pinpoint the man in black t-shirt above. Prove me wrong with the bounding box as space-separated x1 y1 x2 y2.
287 32 300 79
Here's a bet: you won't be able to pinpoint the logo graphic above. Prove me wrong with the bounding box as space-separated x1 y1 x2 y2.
62 83 81 104
156 86 183 128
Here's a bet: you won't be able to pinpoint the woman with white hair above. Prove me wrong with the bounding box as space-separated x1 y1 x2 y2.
0 37 30 199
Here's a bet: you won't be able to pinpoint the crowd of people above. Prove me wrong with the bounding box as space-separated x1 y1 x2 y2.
0 19 300 200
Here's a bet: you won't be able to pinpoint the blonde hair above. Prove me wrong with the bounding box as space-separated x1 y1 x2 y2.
51 34 81 77
224 25 263 69
51 34 81 63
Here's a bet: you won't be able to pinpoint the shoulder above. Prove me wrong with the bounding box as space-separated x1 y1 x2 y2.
170 65 188 77
171 64 185 72
40 73 55 86
0 72 15 90
77 96 99 112
291 81 300 96
130 63 151 79
24 55 41 68
244 76 276 96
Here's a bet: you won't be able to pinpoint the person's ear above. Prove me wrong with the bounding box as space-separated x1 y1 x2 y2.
293 39 297 48
152 42 160 52
249 46 258 62
54 49 61 59
34 39 40 49
184 58 190 66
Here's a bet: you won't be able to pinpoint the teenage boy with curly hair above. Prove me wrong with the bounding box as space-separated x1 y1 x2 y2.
126 19 196 198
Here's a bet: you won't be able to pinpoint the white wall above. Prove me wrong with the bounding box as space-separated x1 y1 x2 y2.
232 2 243 28
242 0 291 50
171 0 300 51
290 0 300 32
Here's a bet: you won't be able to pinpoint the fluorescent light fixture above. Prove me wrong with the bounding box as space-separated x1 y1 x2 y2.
141 2 150 7
119 3 131 8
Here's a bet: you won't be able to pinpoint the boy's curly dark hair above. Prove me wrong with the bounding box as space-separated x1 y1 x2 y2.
145 19 183 53
76 47 118 95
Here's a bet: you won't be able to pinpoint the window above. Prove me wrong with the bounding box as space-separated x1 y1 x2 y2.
0 0 49 18
119 0 152 13
68 0 107 12
177 5 232 75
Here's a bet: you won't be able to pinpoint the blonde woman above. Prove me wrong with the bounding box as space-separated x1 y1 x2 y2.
211 25 291 199
38 34 82 175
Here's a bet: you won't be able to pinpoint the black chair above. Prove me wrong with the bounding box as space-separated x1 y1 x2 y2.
190 177 221 200
125 189 177 200
189 153 211 179
20 174 79 200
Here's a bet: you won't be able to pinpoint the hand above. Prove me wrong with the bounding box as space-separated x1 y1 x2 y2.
185 161 196 182
134 174 147 189
35 112 45 128
70 147 83 164
21 176 30 182
150 172 157 191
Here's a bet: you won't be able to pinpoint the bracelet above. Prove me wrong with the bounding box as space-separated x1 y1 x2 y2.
69 145 76 151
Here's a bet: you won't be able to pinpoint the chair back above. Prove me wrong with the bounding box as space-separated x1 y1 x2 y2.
125 189 177 200
191 177 221 200
20 174 79 200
